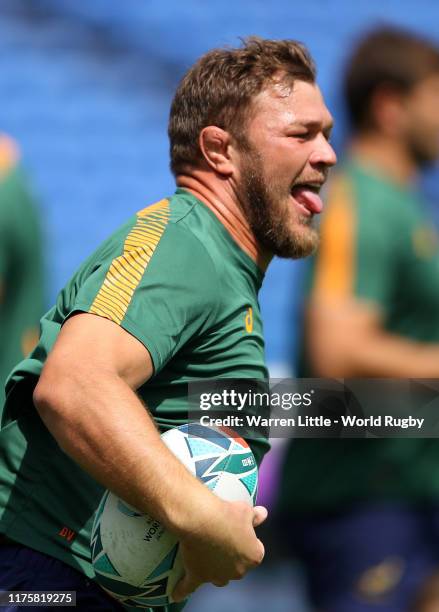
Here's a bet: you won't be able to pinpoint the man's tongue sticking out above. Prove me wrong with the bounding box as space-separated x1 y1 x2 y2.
291 185 323 214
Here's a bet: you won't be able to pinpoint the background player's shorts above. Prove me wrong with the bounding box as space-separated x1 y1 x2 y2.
280 503 439 612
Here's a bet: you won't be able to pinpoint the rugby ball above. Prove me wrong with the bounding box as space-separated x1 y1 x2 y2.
91 423 258 608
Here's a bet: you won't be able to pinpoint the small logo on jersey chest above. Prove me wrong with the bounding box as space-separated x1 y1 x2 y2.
245 307 253 333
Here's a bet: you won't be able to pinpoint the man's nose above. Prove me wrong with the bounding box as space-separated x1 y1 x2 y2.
309 135 337 167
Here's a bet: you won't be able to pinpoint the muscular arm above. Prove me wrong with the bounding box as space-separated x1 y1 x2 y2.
33 312 266 599
34 313 212 532
306 298 439 378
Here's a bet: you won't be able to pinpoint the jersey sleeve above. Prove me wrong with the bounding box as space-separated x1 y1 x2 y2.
0 137 20 287
71 205 219 374
0 184 9 284
312 174 396 311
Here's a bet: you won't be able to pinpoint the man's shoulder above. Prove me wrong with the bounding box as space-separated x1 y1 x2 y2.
132 193 215 265
135 189 208 223
325 162 373 211
76 194 219 303
130 191 223 278
325 161 414 228
0 134 19 181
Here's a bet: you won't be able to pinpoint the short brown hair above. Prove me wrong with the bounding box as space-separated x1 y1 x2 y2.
168 36 316 176
345 26 439 130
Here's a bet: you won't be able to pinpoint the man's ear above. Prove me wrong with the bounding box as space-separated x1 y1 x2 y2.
199 126 236 175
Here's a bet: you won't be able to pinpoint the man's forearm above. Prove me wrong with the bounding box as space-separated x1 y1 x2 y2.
33 366 216 537
312 330 439 378
344 332 439 377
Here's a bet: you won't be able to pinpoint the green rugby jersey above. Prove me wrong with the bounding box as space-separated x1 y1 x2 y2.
279 161 439 512
0 138 44 407
0 189 269 591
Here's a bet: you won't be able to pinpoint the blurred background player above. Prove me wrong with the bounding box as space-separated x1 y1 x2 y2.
277 27 439 612
0 134 44 407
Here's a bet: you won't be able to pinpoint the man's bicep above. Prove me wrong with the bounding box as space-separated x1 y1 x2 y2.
46 312 154 389
305 296 384 376
69 223 217 376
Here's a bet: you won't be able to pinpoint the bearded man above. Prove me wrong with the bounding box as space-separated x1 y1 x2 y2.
0 37 335 611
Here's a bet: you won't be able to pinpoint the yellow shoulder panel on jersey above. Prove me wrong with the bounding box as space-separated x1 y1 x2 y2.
89 199 170 324
0 134 19 178
313 175 356 300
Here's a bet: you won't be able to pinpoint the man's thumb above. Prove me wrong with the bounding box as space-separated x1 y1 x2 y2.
252 505 268 527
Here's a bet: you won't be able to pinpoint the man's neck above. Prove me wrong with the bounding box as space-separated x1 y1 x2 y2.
350 132 418 186
176 170 272 271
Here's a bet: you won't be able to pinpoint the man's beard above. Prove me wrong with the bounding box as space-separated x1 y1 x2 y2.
237 148 319 259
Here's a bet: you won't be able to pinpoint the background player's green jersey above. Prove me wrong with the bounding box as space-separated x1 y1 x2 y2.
279 161 439 512
0 136 44 407
0 190 269 593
